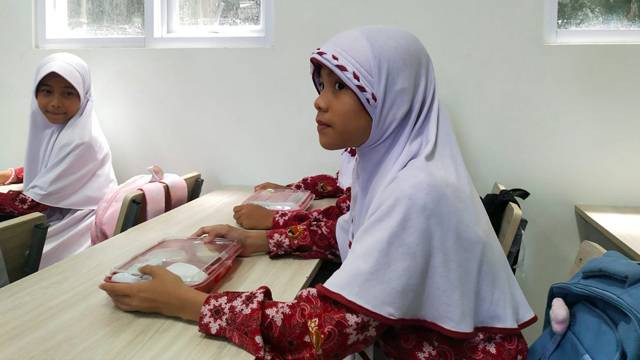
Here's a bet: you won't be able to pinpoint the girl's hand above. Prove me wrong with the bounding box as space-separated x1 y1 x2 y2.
191 224 268 256
233 204 276 230
254 182 288 192
99 265 208 322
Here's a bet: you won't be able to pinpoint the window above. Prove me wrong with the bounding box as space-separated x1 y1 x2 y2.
545 0 640 44
35 0 273 48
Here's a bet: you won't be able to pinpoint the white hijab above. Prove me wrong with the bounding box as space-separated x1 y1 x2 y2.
312 27 536 337
337 148 356 189
24 53 117 209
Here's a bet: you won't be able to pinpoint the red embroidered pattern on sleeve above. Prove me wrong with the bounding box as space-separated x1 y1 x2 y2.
267 189 351 261
199 286 271 357
267 221 340 262
14 167 25 183
287 174 344 199
379 326 529 360
199 285 528 359
272 188 351 230
271 209 310 229
0 191 48 216
199 286 383 359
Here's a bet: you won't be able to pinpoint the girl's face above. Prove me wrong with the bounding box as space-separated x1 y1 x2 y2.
314 66 372 150
36 72 81 125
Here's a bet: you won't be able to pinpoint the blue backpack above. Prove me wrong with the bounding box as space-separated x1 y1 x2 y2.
528 251 640 360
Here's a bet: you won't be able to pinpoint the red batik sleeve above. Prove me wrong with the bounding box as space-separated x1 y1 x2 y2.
288 174 344 199
0 191 48 216
267 189 351 261
267 220 340 262
270 187 351 229
14 167 24 183
198 286 385 359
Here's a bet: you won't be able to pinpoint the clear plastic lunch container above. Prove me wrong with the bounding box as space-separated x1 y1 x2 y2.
243 189 314 210
105 237 241 292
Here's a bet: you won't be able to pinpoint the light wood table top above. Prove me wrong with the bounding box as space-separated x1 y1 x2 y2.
0 187 333 359
0 183 23 193
575 205 640 260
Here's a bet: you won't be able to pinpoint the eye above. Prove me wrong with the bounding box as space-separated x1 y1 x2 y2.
335 81 346 90
64 91 78 98
317 81 325 92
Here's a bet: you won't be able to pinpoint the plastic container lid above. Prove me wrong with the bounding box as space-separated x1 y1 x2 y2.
243 189 314 210
105 237 241 292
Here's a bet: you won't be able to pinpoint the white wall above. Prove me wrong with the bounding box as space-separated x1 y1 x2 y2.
2 0 639 341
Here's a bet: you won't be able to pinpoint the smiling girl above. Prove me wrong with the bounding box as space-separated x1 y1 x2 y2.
1 53 116 268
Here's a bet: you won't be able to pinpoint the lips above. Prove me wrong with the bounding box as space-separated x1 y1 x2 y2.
316 118 330 131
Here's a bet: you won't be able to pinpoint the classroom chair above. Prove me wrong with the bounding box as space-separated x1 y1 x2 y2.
492 182 524 256
114 172 204 235
568 240 606 277
0 212 49 284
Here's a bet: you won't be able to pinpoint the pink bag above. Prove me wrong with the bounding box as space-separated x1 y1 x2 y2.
90 166 188 245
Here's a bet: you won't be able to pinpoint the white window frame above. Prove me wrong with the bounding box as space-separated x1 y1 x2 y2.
544 0 640 44
35 0 274 49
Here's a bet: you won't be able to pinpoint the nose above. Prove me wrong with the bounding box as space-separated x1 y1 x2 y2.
314 91 327 112
50 94 63 109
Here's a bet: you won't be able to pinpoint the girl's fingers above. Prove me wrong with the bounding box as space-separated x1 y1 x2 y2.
192 225 221 238
109 294 132 307
112 297 136 312
100 282 136 297
191 227 207 237
138 265 164 277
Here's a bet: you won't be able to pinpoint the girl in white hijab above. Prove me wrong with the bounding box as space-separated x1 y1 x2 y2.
1 53 116 268
101 27 535 359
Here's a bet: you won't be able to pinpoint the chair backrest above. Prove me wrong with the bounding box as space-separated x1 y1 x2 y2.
113 172 203 236
492 182 523 256
568 240 606 277
0 212 49 283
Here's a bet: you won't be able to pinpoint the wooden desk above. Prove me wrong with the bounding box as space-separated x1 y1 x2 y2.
575 205 640 261
0 188 333 359
0 183 23 193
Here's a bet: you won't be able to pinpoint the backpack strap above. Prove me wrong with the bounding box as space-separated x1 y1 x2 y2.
139 182 166 220
160 174 188 210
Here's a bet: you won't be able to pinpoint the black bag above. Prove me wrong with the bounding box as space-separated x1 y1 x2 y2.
481 188 530 273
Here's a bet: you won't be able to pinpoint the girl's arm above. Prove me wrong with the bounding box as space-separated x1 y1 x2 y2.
100 273 383 358
254 174 344 200
234 187 350 232
233 189 350 261
0 191 48 216
199 286 384 358
99 221 380 358
100 270 528 359
288 174 344 199
266 188 350 261
267 211 341 262
272 187 350 229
